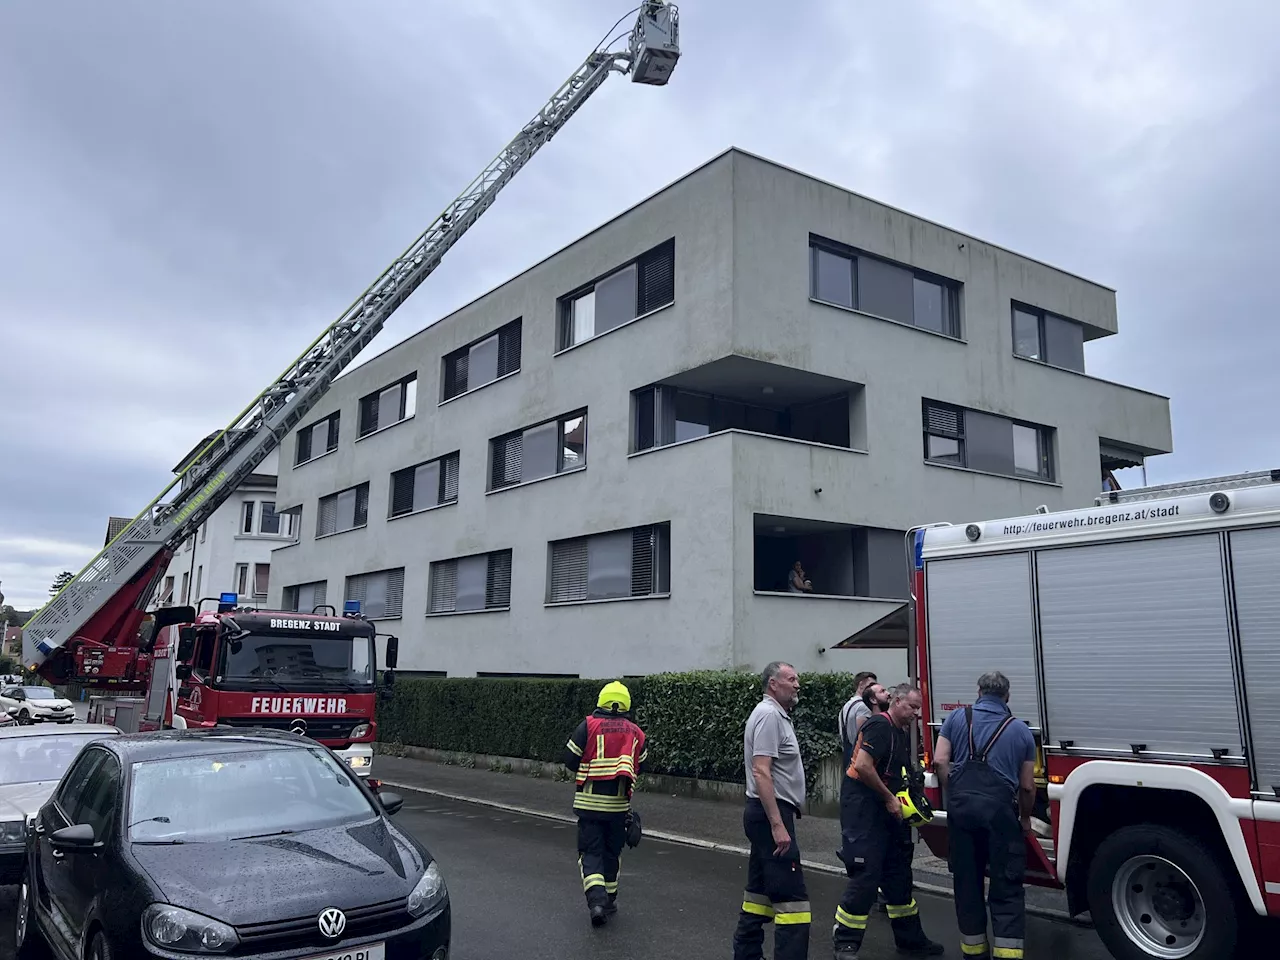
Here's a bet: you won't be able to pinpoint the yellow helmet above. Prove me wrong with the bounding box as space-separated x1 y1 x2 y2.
597 681 632 713
897 783 933 827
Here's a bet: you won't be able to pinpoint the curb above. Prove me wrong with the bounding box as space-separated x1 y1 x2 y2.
378 779 1085 926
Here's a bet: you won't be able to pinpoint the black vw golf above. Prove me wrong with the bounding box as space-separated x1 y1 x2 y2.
16 728 450 960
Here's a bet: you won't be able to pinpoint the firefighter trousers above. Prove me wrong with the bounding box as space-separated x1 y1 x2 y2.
834 788 932 953
732 798 811 960
949 803 1026 958
577 814 627 909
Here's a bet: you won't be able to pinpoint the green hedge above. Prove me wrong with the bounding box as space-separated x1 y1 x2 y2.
378 670 857 792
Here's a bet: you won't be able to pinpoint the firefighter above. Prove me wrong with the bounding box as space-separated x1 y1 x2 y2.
563 680 647 926
834 682 943 958
934 671 1037 960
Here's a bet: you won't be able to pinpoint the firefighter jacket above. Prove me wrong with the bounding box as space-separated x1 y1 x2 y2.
564 708 648 816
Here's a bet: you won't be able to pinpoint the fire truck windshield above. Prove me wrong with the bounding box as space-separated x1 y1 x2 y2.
216 632 375 690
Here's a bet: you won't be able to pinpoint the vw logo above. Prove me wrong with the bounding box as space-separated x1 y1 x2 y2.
318 906 346 939
289 717 308 736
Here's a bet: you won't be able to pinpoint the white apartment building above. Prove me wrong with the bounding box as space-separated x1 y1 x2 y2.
155 445 297 610
268 148 1173 681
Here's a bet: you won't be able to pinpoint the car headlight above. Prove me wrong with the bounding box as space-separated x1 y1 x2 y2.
0 819 24 844
350 723 371 740
142 904 239 954
407 862 447 919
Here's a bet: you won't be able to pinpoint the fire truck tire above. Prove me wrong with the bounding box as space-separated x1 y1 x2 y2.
1087 824 1237 960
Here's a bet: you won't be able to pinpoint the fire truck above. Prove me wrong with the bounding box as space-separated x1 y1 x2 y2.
911 469 1280 960
20 6 680 717
86 595 395 780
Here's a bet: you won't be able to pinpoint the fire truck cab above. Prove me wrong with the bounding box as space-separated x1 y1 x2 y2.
912 471 1280 960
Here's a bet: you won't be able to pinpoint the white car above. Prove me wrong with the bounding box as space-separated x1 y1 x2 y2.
0 686 75 724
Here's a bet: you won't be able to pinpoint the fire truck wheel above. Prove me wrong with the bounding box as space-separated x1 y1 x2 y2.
1087 824 1237 960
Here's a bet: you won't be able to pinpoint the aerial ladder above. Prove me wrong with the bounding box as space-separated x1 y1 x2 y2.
24 2 681 682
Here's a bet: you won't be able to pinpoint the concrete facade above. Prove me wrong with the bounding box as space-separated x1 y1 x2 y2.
268 149 1172 682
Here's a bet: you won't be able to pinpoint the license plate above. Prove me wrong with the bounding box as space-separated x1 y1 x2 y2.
301 944 385 960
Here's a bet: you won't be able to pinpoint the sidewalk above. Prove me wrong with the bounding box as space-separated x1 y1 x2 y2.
371 752 1077 920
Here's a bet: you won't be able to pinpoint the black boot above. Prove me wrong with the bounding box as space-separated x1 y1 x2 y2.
895 938 944 956
892 915 944 956
590 903 608 927
603 894 618 916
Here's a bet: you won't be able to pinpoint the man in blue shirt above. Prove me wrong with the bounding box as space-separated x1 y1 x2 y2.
935 671 1036 960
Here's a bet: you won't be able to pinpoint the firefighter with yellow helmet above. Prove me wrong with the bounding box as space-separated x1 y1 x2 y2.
833 682 943 958
563 680 648 926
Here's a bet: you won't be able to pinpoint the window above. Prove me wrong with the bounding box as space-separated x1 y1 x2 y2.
259 501 281 535
1012 303 1085 372
428 549 513 614
490 410 587 490
195 566 203 603
242 501 254 535
923 399 1054 480
295 412 340 466
548 523 670 603
235 563 249 596
74 751 122 838
160 576 175 605
557 239 675 350
632 385 854 452
358 373 417 437
283 580 327 613
345 568 405 620
316 482 370 537
442 319 521 401
809 237 960 337
389 452 461 518
253 563 270 599
200 523 206 543
180 572 190 604
54 749 106 822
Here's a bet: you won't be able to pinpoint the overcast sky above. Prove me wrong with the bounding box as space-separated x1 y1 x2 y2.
1 0 1277 609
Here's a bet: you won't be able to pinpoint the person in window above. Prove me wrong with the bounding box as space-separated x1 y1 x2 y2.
788 562 813 594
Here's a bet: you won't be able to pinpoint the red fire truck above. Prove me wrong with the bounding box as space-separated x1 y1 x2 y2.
911 470 1280 959
87 595 398 781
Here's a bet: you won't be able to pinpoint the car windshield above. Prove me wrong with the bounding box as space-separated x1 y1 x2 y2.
21 688 56 700
128 746 378 843
0 735 112 784
218 633 375 688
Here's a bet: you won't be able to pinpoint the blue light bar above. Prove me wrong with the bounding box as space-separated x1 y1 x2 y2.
220 592 238 605
344 600 361 614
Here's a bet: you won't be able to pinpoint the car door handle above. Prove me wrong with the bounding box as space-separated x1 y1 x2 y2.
33 822 44 835
51 848 64 860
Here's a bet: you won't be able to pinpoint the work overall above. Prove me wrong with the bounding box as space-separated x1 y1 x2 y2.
947 706 1026 959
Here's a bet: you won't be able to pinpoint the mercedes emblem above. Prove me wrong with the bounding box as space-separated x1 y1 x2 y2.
318 906 347 939
289 717 308 736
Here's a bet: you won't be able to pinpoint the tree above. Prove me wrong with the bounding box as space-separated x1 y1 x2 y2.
50 571 75 596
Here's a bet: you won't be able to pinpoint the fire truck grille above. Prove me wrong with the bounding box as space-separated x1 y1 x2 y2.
235 897 409 950
219 716 358 741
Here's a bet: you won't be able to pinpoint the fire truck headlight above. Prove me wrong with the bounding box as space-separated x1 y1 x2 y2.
143 904 239 953
349 723 372 740
346 754 370 768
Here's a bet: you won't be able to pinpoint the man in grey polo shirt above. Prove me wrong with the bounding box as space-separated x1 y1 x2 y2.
732 661 812 960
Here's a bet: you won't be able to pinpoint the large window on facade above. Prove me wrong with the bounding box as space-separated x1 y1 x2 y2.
557 239 675 351
316 482 370 536
428 549 513 614
632 385 852 451
490 410 586 490
923 399 1054 481
810 237 960 337
389 452 460 518
548 523 670 603
442 319 521 401
345 567 405 620
295 412 340 466
283 580 327 613
358 373 417 437
1012 303 1085 372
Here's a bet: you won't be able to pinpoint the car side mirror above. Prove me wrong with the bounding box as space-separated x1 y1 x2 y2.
378 791 404 817
176 626 197 662
174 664 193 682
49 823 100 851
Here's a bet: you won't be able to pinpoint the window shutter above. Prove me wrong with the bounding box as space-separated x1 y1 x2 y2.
390 468 416 517
441 453 460 502
498 319 522 377
326 414 340 451
925 402 963 437
359 394 379 436
317 494 338 536
492 433 523 488
385 568 405 618
430 560 458 613
550 539 589 602
345 573 367 607
310 581 327 610
445 351 469 399
354 484 370 527
486 550 512 608
631 526 655 596
637 240 675 315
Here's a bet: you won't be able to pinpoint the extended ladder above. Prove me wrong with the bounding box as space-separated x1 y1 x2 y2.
1095 469 1280 505
25 2 680 672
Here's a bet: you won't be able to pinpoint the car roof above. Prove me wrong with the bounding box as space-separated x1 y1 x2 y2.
0 723 121 740
100 727 325 763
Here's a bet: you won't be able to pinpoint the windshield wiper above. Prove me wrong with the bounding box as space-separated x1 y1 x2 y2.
241 676 290 692
232 828 296 841
129 816 171 829
133 838 186 845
